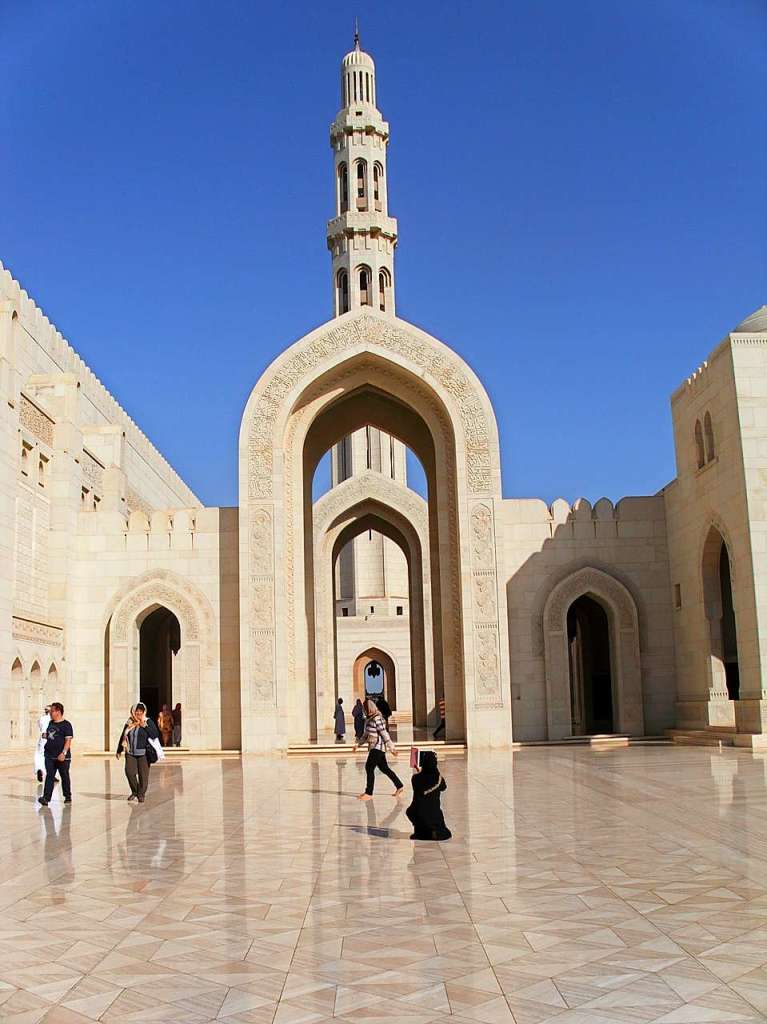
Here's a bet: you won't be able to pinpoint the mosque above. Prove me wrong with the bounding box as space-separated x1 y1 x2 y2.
1 34 766 761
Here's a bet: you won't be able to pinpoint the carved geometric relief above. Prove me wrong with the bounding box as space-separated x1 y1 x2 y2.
247 314 493 499
12 617 63 647
20 394 54 446
469 501 502 706
545 567 636 632
251 629 275 704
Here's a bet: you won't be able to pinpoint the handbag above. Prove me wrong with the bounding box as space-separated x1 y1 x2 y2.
148 736 165 762
145 740 158 764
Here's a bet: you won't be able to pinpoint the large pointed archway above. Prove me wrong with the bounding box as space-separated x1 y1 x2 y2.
239 310 509 750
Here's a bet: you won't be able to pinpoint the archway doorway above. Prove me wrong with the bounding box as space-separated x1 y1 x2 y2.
702 526 740 702
567 595 614 734
353 647 397 708
138 607 180 721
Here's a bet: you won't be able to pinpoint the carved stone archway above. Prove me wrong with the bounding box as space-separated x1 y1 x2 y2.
239 310 509 750
542 566 643 739
104 570 217 749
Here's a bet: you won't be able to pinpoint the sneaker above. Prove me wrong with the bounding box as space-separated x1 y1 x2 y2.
63 797 72 803
127 795 137 802
36 770 43 783
137 796 145 803
37 797 48 806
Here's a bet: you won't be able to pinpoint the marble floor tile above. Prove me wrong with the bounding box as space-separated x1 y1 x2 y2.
6 747 767 1021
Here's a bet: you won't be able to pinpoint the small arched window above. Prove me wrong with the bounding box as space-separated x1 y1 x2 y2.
11 658 23 682
378 269 390 312
695 419 705 470
373 163 383 210
337 270 349 315
355 159 367 210
338 162 349 214
48 663 58 687
359 266 371 306
704 411 715 462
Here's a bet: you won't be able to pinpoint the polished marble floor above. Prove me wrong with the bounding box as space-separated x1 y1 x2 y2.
4 746 767 1023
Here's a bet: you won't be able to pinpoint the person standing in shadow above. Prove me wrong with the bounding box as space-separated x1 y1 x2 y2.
334 697 346 743
352 698 365 742
172 703 182 747
115 703 161 803
406 750 452 841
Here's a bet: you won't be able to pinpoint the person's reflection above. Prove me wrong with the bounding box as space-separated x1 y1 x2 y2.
40 806 74 887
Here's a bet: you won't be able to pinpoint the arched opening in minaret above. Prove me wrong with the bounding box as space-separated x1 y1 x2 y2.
355 159 368 211
373 162 383 211
337 162 349 215
378 269 391 312
336 269 349 316
358 265 372 307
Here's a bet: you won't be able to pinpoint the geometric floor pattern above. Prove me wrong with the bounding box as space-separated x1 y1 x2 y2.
3 745 767 1023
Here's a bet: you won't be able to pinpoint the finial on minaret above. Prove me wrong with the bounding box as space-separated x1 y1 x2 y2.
354 18 360 50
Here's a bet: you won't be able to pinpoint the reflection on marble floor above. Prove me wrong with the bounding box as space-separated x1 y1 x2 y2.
3 748 767 1023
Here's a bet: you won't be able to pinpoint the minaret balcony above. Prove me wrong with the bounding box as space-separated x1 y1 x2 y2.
326 211 398 241
330 113 389 143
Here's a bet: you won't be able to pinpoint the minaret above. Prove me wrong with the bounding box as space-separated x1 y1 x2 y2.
327 28 397 317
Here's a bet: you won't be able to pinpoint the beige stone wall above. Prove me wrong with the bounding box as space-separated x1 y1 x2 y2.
665 333 767 733
502 495 676 740
68 507 240 753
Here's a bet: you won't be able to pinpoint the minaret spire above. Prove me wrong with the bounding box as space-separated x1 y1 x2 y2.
327 34 398 317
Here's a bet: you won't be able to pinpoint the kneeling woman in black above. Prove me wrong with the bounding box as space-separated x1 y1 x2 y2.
406 750 452 841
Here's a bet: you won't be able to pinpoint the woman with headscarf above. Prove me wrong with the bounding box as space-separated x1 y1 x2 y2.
115 703 161 802
406 750 452 841
352 698 403 801
352 698 365 741
157 704 173 746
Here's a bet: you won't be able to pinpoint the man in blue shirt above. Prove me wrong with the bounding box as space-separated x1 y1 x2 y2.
38 702 73 806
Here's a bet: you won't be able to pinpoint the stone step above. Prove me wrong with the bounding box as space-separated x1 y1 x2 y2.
288 740 466 757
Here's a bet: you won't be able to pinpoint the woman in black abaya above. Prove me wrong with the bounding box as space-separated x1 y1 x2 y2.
406 750 452 841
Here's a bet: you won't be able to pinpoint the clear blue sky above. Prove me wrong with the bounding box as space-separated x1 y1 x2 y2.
3 0 765 508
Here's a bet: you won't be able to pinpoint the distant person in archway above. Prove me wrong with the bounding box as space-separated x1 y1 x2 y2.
353 698 403 801
116 703 161 803
334 698 346 743
406 750 451 841
157 705 173 747
433 695 446 739
172 703 182 747
352 698 365 741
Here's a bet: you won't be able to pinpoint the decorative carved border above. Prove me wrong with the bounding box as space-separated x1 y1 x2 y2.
470 503 502 705
20 394 54 446
12 617 62 647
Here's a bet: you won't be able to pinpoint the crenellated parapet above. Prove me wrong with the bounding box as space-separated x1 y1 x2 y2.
0 260 199 508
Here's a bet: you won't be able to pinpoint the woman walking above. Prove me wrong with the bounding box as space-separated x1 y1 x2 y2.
352 698 403 801
115 703 161 802
406 750 452 841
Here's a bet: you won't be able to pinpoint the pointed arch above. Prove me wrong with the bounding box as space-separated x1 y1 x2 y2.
239 310 506 750
694 419 705 469
542 566 643 739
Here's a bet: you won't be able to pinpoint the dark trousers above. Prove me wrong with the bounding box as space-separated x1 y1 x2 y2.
433 718 446 738
43 757 71 801
125 754 150 797
365 748 403 795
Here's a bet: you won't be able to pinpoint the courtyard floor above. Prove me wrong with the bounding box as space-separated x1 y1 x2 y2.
3 747 767 1023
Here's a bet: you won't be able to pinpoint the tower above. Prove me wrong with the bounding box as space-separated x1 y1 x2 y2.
327 29 397 317
326 32 412 719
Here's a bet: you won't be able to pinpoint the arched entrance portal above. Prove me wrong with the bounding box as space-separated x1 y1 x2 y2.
353 647 396 707
567 595 614 734
138 606 180 720
240 311 509 751
702 526 740 702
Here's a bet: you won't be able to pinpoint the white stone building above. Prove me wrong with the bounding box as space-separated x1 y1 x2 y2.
1 34 766 761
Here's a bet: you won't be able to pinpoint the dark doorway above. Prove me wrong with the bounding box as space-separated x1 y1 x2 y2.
139 607 180 721
720 541 739 700
567 595 614 734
